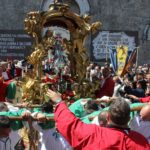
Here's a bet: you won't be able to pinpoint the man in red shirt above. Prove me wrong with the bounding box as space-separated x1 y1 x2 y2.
0 77 14 102
96 67 115 98
139 96 150 103
47 89 150 150
0 77 8 102
126 95 150 103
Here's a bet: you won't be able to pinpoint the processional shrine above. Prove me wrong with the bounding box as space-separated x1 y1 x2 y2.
2 1 148 150
22 0 101 102
19 2 101 148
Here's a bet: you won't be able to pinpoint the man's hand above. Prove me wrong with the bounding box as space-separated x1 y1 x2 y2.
37 113 47 122
21 111 31 120
46 89 62 104
96 96 111 103
126 94 139 101
96 99 109 103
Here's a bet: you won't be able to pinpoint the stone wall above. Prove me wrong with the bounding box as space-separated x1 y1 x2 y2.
89 0 150 65
0 0 149 64
0 0 42 29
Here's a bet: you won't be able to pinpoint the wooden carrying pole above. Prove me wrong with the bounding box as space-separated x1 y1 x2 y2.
8 116 54 150
14 104 42 108
88 103 147 121
9 116 54 121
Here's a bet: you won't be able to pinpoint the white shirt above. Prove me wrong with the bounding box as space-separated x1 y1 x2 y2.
3 103 22 150
90 69 96 82
0 137 11 150
9 131 21 150
32 122 73 150
130 115 150 142
0 131 21 150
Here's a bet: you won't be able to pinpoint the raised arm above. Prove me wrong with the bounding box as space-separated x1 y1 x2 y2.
47 90 100 148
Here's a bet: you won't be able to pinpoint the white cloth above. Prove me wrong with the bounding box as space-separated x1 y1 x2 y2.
32 121 72 150
130 115 150 142
99 96 109 101
91 116 99 126
4 102 19 112
112 84 122 97
2 71 9 80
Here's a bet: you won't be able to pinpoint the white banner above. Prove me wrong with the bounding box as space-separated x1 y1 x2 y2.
92 31 136 60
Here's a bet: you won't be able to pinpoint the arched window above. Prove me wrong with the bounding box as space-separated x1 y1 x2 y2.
142 24 150 42
40 0 90 15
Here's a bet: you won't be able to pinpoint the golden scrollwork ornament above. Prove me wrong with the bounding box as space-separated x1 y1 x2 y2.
22 0 102 102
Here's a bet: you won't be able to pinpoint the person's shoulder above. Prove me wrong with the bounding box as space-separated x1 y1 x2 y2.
106 77 115 84
129 130 149 143
127 130 150 149
106 76 114 81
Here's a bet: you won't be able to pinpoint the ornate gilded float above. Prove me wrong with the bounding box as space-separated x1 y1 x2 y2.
22 0 101 102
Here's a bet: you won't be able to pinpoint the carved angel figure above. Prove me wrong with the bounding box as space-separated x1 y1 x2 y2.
28 44 46 79
24 11 41 44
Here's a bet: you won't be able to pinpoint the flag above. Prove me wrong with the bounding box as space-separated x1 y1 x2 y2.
121 47 137 76
109 48 117 73
116 45 128 75
109 46 138 76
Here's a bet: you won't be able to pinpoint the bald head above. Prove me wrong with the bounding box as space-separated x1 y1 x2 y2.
98 111 108 127
140 104 150 121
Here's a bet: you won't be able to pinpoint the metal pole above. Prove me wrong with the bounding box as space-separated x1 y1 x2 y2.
136 47 139 68
106 32 109 62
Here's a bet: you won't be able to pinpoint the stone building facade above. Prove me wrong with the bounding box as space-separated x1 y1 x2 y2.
0 0 149 64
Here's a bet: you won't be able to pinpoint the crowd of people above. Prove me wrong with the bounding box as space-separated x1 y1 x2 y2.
0 59 150 150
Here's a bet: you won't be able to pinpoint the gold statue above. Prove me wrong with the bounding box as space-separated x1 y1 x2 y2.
24 12 41 44
70 14 101 80
23 1 101 101
28 44 46 79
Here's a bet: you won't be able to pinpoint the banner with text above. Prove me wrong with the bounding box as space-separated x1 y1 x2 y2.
0 30 33 60
91 31 138 62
